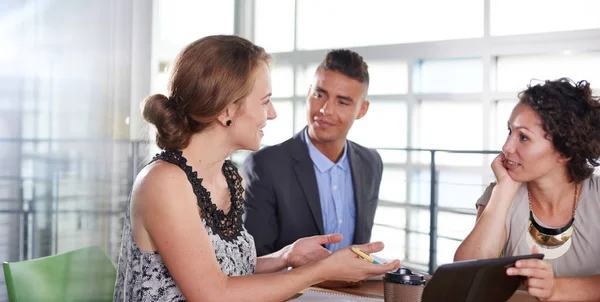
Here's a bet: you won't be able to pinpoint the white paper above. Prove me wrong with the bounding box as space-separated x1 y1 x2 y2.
293 289 383 302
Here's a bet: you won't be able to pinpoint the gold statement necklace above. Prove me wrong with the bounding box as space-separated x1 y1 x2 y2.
527 184 578 248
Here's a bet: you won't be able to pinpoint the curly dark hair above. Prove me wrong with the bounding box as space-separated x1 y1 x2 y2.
518 78 600 183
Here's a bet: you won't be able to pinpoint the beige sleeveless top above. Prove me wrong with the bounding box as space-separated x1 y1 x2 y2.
476 175 600 277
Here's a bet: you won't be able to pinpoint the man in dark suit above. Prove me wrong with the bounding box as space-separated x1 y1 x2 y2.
243 49 383 257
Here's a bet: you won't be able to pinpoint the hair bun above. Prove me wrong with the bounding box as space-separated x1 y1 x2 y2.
141 94 191 150
142 94 170 125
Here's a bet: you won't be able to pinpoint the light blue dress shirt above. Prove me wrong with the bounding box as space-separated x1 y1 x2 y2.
304 130 356 252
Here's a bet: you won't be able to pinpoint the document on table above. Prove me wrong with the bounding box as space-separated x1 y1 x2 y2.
293 289 383 302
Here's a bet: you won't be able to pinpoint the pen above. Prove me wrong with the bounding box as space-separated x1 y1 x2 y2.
351 246 381 264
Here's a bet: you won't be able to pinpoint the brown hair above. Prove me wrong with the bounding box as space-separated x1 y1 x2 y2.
519 78 600 183
317 49 369 89
142 35 272 150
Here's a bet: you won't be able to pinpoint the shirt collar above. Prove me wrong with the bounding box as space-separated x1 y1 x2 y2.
304 128 349 173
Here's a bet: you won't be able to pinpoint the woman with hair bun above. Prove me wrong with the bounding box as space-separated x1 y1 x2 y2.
455 78 600 301
113 35 399 302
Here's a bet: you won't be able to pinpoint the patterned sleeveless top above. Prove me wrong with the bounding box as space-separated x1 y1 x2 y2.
113 150 256 301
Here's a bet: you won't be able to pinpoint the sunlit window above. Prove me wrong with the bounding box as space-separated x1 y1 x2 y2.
154 0 234 57
296 0 483 50
416 101 484 166
496 52 600 92
495 100 517 150
371 223 406 261
491 0 600 36
367 61 409 95
271 65 294 98
295 64 320 97
152 0 235 94
254 0 295 53
371 208 407 261
262 100 294 146
379 168 407 203
416 59 482 93
417 101 483 150
294 101 307 133
348 101 407 149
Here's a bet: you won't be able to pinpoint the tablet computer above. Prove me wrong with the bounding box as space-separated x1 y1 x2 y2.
421 254 544 302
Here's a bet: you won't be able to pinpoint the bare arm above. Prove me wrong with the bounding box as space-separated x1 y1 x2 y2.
550 275 600 301
136 163 397 301
255 252 287 274
454 183 518 261
455 154 522 261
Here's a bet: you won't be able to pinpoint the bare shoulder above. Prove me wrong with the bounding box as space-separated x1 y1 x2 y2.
136 160 188 187
131 160 196 216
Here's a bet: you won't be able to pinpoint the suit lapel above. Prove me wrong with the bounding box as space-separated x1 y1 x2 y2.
291 131 325 235
348 143 365 243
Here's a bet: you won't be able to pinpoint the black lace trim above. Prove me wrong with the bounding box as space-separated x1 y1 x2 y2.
152 150 245 242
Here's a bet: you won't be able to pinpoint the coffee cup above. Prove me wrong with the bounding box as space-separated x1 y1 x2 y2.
383 268 426 302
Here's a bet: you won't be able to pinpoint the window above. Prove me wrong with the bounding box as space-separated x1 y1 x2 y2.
296 0 483 50
22 111 49 139
495 100 516 150
407 231 430 265
410 169 485 207
371 222 406 261
373 206 406 232
379 149 408 164
496 52 600 92
154 0 234 56
404 210 475 267
438 212 476 241
437 238 461 265
491 0 600 36
371 204 408 262
367 61 409 95
262 100 294 146
254 0 295 53
295 64 319 96
294 101 307 133
379 168 407 203
152 0 235 93
416 59 482 93
153 68 170 96
271 65 294 98
348 101 407 149
417 101 483 156
437 171 486 208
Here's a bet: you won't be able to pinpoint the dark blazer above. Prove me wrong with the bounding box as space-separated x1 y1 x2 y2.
242 129 383 256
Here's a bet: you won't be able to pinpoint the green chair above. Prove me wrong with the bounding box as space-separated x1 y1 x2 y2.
3 246 117 302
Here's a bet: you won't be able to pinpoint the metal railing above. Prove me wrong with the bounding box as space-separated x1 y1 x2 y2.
373 148 499 273
0 138 499 274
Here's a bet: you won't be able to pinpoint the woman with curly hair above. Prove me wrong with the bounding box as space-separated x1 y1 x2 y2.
455 78 600 301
